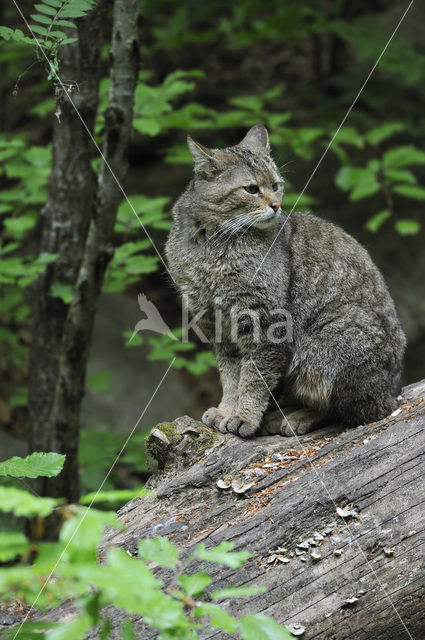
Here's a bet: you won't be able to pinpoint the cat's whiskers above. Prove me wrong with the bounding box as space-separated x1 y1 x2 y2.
207 213 252 250
207 209 269 251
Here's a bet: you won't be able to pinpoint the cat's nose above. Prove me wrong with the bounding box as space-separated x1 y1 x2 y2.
269 200 280 212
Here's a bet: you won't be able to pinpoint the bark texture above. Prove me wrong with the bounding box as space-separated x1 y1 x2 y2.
28 0 139 506
99 379 425 639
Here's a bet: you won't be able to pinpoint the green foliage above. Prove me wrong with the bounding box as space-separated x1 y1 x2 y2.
49 281 73 304
0 454 291 638
0 1 95 82
79 429 124 492
0 486 62 517
0 136 55 405
394 219 421 236
211 585 266 600
334 127 423 234
78 428 151 494
196 541 252 568
133 70 205 137
138 536 179 568
194 602 238 633
147 331 216 375
364 209 391 233
0 532 31 562
239 614 293 640
115 195 172 233
86 371 112 393
177 571 211 597
0 452 65 478
79 486 149 506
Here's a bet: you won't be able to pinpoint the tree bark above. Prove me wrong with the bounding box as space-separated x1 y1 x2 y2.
28 0 139 508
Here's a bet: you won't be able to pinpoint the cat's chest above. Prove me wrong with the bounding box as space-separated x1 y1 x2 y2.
175 242 281 312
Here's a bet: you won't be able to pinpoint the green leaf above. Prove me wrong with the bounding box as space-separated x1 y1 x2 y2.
49 281 73 303
335 166 364 191
335 166 380 200
0 486 61 517
121 620 137 640
86 371 112 392
0 532 30 561
0 451 65 478
211 585 266 600
240 614 293 640
29 24 49 36
383 145 425 169
37 252 59 264
280 191 317 209
30 13 52 24
393 184 425 201
58 7 88 18
384 169 416 185
365 122 405 145
230 95 264 112
80 486 149 506
116 194 170 232
177 571 211 596
0 26 35 44
196 541 252 568
394 219 420 235
364 210 391 233
59 37 77 44
194 602 238 633
54 19 77 28
59 506 122 563
42 0 64 7
1 621 59 640
4 212 38 238
133 117 162 136
47 614 92 640
123 330 143 347
138 536 179 568
62 547 186 630
35 3 57 15
350 171 380 201
334 126 364 148
48 30 68 39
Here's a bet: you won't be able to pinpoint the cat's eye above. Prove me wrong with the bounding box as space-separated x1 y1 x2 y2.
244 184 260 194
272 182 279 192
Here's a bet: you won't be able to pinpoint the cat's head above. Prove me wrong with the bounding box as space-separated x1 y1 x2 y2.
186 124 284 234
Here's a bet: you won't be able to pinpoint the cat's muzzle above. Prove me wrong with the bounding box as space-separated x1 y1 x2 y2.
253 207 282 228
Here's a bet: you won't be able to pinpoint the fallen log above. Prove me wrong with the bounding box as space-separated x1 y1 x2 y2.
7 379 425 639
98 378 425 639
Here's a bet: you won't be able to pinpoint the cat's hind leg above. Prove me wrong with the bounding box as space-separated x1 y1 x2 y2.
288 321 401 432
260 406 330 436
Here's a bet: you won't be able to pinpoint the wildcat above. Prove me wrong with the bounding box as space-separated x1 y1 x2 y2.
166 124 406 438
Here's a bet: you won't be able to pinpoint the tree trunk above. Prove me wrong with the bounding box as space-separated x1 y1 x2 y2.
95 378 424 639
28 0 139 508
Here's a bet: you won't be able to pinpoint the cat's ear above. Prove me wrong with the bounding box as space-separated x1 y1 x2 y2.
187 136 217 172
239 124 270 154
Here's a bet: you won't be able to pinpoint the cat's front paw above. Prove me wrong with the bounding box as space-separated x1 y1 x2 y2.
202 407 228 430
218 415 258 438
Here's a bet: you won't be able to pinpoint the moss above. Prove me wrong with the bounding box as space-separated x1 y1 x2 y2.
155 421 181 444
195 424 222 450
145 421 181 467
145 420 222 468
